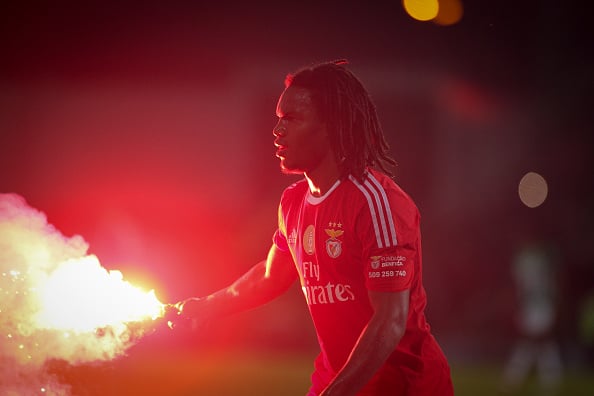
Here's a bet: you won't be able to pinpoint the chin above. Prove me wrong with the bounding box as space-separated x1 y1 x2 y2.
280 162 304 176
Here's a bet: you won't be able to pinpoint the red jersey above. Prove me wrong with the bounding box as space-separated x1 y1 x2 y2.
273 169 453 395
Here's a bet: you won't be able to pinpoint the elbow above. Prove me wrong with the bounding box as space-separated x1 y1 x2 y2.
380 312 407 350
393 320 407 343
387 318 406 346
368 316 407 352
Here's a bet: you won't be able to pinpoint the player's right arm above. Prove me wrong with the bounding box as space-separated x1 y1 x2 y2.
175 244 297 321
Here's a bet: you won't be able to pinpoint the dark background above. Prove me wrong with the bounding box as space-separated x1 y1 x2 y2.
1 0 593 372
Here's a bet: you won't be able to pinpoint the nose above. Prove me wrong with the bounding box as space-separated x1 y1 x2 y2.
273 123 286 137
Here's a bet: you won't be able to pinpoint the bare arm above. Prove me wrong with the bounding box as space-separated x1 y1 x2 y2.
320 289 410 396
179 244 297 320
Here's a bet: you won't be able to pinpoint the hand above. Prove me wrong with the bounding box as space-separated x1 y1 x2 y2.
177 297 203 318
162 303 182 328
167 297 211 331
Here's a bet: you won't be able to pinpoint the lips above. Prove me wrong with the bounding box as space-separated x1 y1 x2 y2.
274 140 287 158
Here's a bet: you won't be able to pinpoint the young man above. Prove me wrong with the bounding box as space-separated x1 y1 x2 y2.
172 60 454 395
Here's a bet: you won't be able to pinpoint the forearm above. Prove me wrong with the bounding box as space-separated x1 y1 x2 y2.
182 246 297 320
322 318 405 396
321 289 410 396
201 260 290 317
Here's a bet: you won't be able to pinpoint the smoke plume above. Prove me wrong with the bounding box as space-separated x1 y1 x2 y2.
0 193 160 395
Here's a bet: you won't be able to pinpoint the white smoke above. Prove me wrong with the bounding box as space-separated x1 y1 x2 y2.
0 193 154 395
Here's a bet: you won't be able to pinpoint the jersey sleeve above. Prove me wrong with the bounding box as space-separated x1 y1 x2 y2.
272 194 289 252
366 243 416 291
273 229 289 252
355 177 420 292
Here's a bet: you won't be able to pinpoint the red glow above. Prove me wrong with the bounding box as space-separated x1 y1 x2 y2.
437 79 499 123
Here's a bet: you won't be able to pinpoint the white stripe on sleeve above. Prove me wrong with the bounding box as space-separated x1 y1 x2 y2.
350 175 399 248
368 174 398 246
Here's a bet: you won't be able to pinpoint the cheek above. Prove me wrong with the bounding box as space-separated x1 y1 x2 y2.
311 130 331 157
298 136 330 170
289 123 331 164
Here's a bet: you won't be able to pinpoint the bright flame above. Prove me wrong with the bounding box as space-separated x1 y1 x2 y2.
0 193 168 395
35 255 164 333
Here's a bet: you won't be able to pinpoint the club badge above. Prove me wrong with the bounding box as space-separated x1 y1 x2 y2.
370 256 381 269
325 228 344 258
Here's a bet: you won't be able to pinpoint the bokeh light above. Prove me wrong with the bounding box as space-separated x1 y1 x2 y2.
402 0 439 21
433 0 464 26
518 171 548 208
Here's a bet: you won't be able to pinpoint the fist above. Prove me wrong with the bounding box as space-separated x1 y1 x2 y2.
167 297 210 331
178 297 209 318
163 303 181 320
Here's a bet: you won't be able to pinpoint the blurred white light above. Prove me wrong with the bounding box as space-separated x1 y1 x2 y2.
518 172 548 208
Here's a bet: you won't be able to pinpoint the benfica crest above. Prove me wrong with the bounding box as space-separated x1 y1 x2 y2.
325 228 344 258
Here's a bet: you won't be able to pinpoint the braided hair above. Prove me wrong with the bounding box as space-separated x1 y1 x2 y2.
284 59 397 182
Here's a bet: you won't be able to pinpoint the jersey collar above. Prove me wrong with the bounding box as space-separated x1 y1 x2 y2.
306 178 341 205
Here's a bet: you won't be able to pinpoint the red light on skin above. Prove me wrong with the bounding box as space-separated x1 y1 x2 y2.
275 144 288 159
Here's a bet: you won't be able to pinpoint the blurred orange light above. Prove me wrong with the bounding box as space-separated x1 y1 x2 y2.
402 0 439 21
433 0 463 26
518 172 548 208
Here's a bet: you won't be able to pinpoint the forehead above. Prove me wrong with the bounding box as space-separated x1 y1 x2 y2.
276 86 316 116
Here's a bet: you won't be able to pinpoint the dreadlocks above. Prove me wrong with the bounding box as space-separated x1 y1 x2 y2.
284 59 397 182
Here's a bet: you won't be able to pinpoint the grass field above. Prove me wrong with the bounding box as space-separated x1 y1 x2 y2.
46 349 594 396
451 364 594 396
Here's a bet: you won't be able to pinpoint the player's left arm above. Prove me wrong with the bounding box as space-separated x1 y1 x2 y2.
320 288 410 396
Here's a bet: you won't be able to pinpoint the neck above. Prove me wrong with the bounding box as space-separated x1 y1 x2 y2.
304 156 341 198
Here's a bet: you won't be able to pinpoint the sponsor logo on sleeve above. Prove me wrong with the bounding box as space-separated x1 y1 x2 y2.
367 255 408 279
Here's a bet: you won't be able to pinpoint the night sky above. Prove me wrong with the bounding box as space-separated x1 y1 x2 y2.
1 0 593 364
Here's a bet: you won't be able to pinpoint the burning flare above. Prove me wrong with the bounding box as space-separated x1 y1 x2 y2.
0 193 167 396
35 254 165 333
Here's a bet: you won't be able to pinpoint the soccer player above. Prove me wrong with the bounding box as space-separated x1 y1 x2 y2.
500 234 563 394
171 60 454 395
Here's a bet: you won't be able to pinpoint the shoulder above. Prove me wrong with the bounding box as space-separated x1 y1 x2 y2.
281 178 308 195
346 170 419 219
279 178 308 205
349 169 416 203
